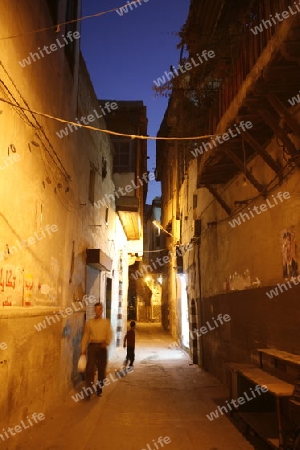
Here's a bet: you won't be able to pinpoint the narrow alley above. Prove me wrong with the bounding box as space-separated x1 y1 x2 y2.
19 324 255 450
1 1 300 449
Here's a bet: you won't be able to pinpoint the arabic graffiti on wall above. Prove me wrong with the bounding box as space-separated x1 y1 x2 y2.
224 269 261 291
0 257 61 306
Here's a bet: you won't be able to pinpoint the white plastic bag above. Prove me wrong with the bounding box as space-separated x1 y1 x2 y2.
77 354 87 372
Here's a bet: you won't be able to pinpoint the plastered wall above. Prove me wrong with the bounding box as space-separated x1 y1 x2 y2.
0 0 129 434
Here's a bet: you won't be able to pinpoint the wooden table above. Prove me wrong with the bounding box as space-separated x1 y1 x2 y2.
226 362 294 449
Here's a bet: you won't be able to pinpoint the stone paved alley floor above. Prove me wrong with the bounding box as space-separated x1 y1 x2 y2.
17 324 256 450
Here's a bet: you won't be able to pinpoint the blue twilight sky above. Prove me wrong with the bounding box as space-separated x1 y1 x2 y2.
80 0 190 204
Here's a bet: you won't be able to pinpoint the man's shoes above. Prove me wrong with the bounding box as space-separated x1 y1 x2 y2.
96 391 102 397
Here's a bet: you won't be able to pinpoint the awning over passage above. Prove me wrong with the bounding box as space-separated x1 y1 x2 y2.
115 196 140 240
86 249 113 272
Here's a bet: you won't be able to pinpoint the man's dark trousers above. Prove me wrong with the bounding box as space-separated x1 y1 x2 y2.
126 346 135 366
86 343 107 395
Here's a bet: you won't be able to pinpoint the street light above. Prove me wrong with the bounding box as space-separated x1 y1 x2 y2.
152 220 174 237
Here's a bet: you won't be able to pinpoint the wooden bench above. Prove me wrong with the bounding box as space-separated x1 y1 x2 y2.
257 348 300 371
226 362 295 449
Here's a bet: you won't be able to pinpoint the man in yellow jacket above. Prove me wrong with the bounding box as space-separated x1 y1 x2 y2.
81 303 113 399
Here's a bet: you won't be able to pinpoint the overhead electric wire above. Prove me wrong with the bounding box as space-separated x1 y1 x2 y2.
0 97 215 141
0 1 145 41
0 63 70 181
0 65 82 211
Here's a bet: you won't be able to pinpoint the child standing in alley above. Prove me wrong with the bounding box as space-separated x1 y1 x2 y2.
123 321 136 369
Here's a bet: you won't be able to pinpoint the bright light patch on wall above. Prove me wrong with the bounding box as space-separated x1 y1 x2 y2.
179 274 189 348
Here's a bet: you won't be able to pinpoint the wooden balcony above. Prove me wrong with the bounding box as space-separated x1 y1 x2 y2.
196 0 300 204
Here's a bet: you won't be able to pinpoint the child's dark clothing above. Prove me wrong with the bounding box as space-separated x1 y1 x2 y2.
124 328 135 367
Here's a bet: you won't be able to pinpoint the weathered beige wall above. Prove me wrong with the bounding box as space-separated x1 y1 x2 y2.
0 310 83 418
181 106 300 377
0 0 129 439
160 146 182 339
193 139 300 297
